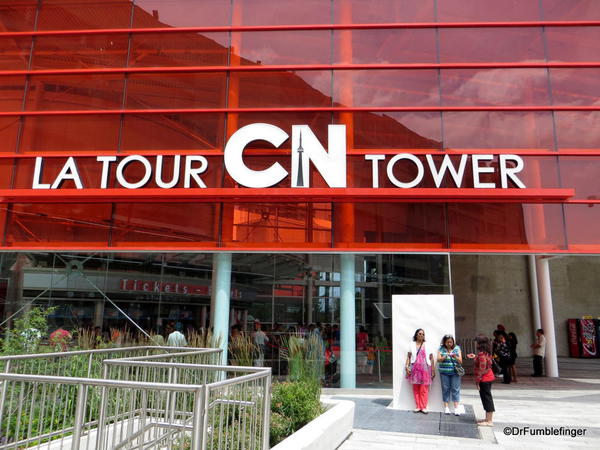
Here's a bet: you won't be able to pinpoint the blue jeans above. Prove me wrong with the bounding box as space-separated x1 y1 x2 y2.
440 372 461 402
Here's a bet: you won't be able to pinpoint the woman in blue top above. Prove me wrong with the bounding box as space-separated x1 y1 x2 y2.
437 334 464 415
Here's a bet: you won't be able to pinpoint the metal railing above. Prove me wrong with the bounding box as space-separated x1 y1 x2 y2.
0 347 270 450
0 346 220 379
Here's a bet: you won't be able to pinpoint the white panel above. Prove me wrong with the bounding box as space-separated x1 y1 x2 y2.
391 294 455 412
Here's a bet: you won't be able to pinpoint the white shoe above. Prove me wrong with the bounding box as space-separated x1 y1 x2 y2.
455 404 465 416
444 407 451 414
421 408 429 414
414 408 421 413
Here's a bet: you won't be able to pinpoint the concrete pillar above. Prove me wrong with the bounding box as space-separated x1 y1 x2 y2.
93 300 104 328
535 256 559 377
376 255 385 336
528 255 541 330
340 254 356 388
212 253 232 365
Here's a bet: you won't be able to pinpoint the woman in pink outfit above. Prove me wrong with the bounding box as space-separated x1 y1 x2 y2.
405 328 435 413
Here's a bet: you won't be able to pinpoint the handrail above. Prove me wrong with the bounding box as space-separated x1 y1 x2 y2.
0 345 193 361
0 372 202 392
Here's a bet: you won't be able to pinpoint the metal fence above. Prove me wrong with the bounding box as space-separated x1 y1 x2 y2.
0 346 221 379
0 347 270 450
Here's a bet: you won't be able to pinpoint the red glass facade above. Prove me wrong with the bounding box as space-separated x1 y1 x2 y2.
1 0 599 252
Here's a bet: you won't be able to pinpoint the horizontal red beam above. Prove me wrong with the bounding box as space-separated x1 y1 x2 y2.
3 62 600 78
0 188 574 204
0 244 592 255
1 20 600 38
1 105 600 117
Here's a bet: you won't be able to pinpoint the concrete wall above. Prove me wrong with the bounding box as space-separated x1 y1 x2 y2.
451 254 600 358
451 255 535 354
550 256 600 357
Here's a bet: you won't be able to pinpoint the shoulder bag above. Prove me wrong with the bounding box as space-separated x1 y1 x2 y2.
449 349 465 376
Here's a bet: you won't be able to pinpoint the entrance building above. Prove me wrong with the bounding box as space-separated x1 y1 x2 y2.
1 0 600 387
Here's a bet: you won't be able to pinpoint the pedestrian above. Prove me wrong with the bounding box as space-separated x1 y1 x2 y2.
167 322 187 347
530 328 546 377
405 328 435 414
507 332 518 382
495 333 512 384
437 334 464 415
253 320 269 366
467 335 495 427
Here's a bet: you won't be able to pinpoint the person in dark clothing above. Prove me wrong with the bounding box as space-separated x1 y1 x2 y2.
507 332 518 383
495 333 512 384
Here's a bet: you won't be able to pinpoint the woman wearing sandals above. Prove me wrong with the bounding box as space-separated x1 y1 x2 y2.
437 335 465 415
467 335 495 427
405 329 435 413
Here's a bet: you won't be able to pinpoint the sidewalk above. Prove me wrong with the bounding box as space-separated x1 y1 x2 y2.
324 358 600 449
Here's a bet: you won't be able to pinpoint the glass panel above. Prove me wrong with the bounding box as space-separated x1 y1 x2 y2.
565 204 600 250
550 69 600 106
555 112 600 150
121 113 225 150
442 112 554 149
235 0 331 26
232 31 330 66
19 115 120 152
559 157 600 200
25 74 125 110
232 112 332 150
0 76 26 111
334 70 439 107
32 34 129 69
0 117 20 153
222 203 332 247
348 203 447 248
6 203 113 246
546 27 600 62
0 0 38 31
543 0 600 21
448 203 566 250
111 203 220 246
334 111 442 150
133 0 231 27
37 0 134 30
0 37 32 69
333 29 437 64
0 159 13 189
441 69 550 106
126 73 227 109
439 28 545 63
129 32 229 67
334 0 435 23
233 71 332 108
437 0 541 22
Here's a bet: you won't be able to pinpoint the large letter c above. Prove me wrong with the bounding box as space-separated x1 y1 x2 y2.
224 123 289 188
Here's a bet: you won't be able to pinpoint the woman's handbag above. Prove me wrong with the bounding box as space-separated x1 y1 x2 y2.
450 353 465 376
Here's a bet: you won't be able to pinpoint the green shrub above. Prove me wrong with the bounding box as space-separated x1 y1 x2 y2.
270 380 323 447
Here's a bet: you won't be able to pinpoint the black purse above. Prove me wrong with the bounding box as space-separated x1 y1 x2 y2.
449 350 465 376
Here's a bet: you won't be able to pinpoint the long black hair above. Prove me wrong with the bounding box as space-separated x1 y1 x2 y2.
412 328 425 342
475 334 491 354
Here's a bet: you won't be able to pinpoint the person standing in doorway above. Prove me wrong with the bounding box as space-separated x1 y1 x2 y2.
405 329 435 413
531 328 546 377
